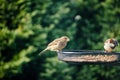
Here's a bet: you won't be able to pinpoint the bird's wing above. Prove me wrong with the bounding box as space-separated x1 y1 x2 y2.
47 38 61 47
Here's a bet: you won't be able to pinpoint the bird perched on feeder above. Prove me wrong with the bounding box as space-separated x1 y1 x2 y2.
39 36 70 55
104 38 119 52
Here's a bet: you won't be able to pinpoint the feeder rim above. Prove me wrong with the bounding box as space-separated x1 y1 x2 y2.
60 50 120 54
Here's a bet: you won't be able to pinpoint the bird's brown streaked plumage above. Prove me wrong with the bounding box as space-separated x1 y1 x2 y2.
104 38 119 52
39 36 70 55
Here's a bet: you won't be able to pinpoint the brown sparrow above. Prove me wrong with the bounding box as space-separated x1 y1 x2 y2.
39 36 70 55
104 38 119 52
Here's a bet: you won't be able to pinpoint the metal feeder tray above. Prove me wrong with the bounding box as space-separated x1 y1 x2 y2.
58 50 120 65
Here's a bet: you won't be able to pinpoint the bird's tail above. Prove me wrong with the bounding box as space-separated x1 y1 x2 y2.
39 48 48 56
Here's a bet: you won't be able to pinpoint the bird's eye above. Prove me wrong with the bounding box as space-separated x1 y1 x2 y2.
64 37 67 39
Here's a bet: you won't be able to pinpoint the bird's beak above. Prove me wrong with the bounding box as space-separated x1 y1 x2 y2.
67 38 70 41
115 41 119 46
117 43 119 46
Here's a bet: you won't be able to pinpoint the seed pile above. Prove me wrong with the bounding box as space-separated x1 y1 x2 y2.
62 55 118 62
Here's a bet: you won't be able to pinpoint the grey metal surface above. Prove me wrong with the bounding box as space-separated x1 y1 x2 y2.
57 50 120 65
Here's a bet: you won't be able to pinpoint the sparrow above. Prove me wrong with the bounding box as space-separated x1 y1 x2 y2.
104 38 119 52
39 36 70 55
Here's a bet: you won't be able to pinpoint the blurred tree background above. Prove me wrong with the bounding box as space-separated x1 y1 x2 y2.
0 0 120 80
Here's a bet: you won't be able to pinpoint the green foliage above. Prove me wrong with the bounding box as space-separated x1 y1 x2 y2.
1 0 120 80
75 65 120 80
40 57 75 80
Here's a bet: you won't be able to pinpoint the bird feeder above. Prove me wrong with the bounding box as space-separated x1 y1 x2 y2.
58 50 120 65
